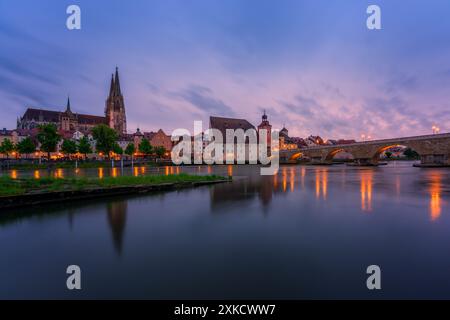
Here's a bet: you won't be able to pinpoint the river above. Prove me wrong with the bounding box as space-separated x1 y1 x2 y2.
1 162 449 299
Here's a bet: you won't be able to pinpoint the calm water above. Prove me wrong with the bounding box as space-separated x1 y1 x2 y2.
1 162 450 299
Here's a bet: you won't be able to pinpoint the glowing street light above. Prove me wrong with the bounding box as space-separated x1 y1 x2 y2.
432 125 440 134
360 134 373 142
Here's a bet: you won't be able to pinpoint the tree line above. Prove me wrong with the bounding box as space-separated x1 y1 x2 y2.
0 124 166 160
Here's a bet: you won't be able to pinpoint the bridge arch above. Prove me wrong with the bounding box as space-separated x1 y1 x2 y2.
371 144 419 162
324 148 354 162
289 152 303 161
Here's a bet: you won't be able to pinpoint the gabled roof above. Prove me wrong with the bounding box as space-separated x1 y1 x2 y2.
142 129 168 140
143 132 156 140
209 116 255 137
21 108 106 125
22 108 60 122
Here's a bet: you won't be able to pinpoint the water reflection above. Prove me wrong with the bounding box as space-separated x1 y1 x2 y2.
315 169 328 200
290 168 295 192
227 165 233 177
35 165 445 259
211 175 275 210
107 200 128 255
1 164 449 232
273 173 278 189
360 170 373 212
429 172 442 221
301 167 306 188
395 175 401 196
2 163 450 300
55 168 64 179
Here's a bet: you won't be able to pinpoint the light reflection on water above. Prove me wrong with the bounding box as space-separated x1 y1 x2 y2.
10 169 17 179
429 172 442 221
1 163 447 222
0 162 449 299
314 169 328 200
360 170 373 212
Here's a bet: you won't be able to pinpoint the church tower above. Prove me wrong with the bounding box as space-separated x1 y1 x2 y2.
257 110 272 147
105 67 127 135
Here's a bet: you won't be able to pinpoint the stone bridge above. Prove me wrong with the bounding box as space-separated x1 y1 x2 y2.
280 132 450 166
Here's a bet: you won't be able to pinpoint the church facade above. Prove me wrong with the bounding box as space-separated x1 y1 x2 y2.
17 68 127 136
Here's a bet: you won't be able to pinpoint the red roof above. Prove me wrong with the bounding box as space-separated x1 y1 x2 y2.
209 116 255 137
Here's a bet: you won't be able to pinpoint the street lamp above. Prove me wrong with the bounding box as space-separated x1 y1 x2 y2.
432 125 440 134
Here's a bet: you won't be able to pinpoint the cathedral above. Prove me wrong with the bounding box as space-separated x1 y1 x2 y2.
17 67 127 135
105 67 127 134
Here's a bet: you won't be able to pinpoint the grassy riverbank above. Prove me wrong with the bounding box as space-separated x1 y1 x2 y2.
0 174 228 197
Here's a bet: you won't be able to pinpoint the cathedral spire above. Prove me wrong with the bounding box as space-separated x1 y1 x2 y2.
114 67 121 96
109 74 115 97
66 96 71 112
105 67 127 135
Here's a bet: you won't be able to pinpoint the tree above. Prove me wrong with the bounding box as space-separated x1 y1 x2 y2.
16 137 36 158
113 143 123 156
78 136 92 159
154 146 166 158
139 138 152 158
61 139 78 158
385 151 392 159
92 124 117 159
404 148 419 160
0 138 15 159
125 143 135 157
37 124 60 160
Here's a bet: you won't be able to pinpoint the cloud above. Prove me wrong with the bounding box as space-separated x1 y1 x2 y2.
1 0 450 139
169 85 235 116
383 73 418 95
0 56 61 86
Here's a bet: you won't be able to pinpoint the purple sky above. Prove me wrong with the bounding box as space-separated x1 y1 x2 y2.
1 0 450 140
